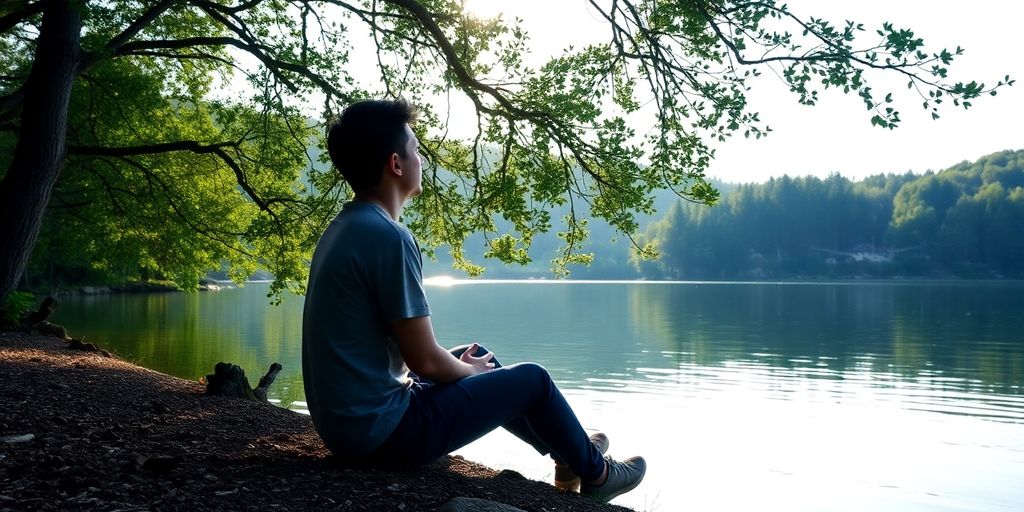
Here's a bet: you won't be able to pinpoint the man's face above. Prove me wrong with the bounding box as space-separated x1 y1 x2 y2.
399 124 423 198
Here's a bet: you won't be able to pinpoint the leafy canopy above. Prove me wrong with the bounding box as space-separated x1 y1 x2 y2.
0 0 1010 294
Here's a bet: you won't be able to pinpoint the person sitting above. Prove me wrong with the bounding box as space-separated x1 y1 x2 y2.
301 98 646 502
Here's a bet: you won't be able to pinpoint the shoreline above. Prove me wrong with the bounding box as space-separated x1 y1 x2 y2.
32 274 1024 298
0 332 631 512
53 280 230 295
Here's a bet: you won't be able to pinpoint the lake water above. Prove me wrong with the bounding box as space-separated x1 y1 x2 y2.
51 280 1024 511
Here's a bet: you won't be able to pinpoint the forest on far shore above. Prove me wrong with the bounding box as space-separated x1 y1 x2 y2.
631 149 1024 280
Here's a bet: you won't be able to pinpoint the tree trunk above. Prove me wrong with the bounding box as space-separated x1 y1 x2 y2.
0 0 81 306
205 362 283 402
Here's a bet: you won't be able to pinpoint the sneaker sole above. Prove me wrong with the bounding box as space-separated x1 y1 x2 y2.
599 471 645 502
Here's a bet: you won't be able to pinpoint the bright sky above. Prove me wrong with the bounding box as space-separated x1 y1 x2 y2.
458 0 1024 183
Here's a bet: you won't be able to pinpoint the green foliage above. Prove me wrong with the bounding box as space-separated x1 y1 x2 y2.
0 291 34 326
27 53 324 295
1 1 1011 296
637 150 1024 279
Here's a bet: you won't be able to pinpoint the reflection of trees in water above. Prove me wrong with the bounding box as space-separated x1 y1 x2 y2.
627 284 730 369
628 284 892 368
626 282 1024 393
888 283 1024 395
52 286 306 388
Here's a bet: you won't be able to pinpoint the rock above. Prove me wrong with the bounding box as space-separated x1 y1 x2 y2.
97 428 119 441
437 497 526 512
34 321 67 339
137 455 180 473
68 338 98 352
495 469 526 481
56 475 84 492
1 434 35 443
387 483 400 492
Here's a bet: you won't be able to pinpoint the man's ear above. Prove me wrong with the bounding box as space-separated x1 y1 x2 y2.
387 152 403 176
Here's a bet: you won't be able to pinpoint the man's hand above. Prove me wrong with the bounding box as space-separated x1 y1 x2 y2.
459 343 495 374
392 316 490 383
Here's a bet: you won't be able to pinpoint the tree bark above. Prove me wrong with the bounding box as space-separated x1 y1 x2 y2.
205 362 282 402
253 362 283 401
22 296 58 327
0 0 81 306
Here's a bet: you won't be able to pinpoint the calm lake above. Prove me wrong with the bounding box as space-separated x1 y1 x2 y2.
52 280 1024 511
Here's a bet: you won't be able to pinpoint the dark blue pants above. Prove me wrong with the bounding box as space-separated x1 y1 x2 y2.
370 345 606 482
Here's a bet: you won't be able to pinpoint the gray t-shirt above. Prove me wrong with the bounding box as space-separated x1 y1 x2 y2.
301 201 430 458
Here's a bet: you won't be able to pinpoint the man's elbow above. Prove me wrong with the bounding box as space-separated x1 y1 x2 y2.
404 356 438 378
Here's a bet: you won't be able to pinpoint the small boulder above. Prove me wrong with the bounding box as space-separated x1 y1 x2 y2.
136 455 180 473
35 321 67 339
0 434 34 444
495 469 526 481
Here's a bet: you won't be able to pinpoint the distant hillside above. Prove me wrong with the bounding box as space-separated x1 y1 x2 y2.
634 149 1024 279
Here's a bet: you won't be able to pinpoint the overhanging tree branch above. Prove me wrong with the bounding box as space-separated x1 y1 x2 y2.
0 1 43 35
67 141 273 214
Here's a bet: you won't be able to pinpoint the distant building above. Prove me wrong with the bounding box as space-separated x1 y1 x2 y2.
846 244 894 263
812 244 917 264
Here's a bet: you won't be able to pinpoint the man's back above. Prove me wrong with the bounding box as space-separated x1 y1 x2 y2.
301 201 430 458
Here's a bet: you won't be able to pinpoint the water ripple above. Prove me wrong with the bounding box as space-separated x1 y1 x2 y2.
589 359 1024 424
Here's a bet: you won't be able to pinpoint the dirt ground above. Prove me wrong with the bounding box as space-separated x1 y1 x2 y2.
0 332 632 512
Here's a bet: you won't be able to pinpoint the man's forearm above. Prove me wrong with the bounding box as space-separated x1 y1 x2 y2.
413 345 478 383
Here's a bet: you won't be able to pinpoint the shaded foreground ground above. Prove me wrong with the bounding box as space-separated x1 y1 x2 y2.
0 333 632 512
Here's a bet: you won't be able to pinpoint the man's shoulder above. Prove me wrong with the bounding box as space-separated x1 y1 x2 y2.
333 202 416 250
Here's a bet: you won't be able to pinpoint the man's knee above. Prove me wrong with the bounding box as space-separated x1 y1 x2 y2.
508 362 552 385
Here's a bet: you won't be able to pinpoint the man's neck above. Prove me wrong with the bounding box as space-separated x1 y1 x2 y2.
354 191 404 222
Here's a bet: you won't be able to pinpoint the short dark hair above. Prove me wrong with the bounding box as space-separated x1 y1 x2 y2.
326 99 418 193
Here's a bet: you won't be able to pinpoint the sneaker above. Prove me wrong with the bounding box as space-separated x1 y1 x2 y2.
581 455 647 503
553 432 610 491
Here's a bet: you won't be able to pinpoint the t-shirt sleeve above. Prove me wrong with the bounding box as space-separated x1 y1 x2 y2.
376 227 431 322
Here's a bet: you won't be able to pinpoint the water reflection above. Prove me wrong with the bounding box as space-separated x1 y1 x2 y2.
51 281 1024 511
